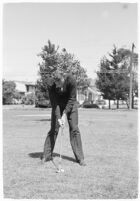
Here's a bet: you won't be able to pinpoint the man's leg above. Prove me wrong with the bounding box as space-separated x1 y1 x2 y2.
67 104 85 165
43 108 60 161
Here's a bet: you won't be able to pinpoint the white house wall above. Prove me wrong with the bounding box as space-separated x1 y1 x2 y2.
15 82 26 93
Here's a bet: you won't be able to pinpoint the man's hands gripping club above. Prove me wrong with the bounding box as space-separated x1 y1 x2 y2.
58 113 66 127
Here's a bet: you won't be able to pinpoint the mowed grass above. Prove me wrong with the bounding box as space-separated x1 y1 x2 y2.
3 106 138 199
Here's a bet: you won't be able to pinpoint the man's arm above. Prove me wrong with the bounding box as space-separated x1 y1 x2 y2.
48 84 61 119
63 75 77 115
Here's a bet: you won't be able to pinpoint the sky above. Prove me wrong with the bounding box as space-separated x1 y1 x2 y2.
2 2 138 82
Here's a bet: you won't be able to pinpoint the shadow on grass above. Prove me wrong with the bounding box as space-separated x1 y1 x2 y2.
28 152 77 163
33 119 51 122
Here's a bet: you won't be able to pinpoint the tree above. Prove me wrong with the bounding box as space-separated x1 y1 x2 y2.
96 45 138 109
37 40 89 98
96 57 116 109
22 93 35 105
3 80 16 104
108 46 130 108
35 80 50 106
116 47 138 108
14 90 22 102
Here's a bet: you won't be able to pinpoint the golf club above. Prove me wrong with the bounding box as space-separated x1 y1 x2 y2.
51 126 64 173
56 126 64 173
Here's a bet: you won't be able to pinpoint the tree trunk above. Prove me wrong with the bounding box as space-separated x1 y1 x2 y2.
132 95 134 109
117 99 119 109
109 99 111 109
125 100 129 109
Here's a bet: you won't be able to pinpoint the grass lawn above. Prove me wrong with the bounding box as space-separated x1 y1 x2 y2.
3 106 138 199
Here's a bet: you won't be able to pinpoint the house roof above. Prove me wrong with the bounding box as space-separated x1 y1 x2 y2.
88 87 101 95
14 80 35 85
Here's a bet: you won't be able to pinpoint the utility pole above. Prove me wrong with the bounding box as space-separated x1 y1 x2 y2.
129 43 135 110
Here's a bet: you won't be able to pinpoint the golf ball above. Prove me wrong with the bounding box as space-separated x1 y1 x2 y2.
56 168 64 173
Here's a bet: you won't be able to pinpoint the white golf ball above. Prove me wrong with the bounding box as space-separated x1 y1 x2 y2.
56 168 64 173
60 168 64 172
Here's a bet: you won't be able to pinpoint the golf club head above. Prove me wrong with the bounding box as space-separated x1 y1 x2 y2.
56 168 64 173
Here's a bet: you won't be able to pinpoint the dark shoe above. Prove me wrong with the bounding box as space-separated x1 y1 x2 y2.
79 160 86 166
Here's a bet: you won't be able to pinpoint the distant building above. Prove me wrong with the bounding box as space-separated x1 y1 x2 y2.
77 87 102 104
14 81 36 96
14 79 103 105
77 78 102 104
25 82 36 94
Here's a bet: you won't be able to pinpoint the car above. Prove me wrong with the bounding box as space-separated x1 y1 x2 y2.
35 99 51 108
82 101 99 108
96 100 107 109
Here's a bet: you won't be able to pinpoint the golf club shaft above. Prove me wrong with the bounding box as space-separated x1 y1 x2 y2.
52 160 59 171
59 126 64 169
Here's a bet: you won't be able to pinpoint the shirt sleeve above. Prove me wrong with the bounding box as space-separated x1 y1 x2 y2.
55 105 61 119
64 76 77 114
47 85 56 108
48 85 61 119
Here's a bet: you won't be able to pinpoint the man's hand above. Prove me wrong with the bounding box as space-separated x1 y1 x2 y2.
58 113 66 127
61 113 66 125
58 119 63 127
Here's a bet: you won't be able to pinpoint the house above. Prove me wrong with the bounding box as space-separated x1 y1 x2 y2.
14 79 103 106
14 81 36 95
12 80 36 104
77 78 102 104
14 81 26 96
77 87 102 104
25 82 36 94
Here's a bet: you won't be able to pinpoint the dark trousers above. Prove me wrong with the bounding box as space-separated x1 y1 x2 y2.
43 104 84 162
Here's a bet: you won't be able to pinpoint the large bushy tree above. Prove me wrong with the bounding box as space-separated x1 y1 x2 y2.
96 46 138 109
96 57 117 109
35 80 50 106
37 40 89 102
117 47 138 108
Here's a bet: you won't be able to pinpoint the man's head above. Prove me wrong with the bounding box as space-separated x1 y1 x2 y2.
55 71 67 88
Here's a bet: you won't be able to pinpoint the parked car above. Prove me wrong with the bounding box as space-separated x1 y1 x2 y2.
35 99 51 108
82 101 99 108
96 100 107 109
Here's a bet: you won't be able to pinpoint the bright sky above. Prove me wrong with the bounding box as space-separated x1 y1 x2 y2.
3 2 138 82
